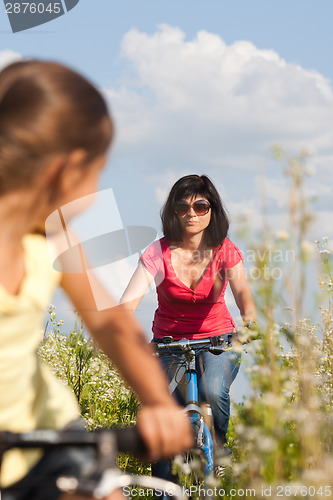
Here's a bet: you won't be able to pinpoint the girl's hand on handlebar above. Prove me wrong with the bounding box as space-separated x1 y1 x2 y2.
137 404 194 461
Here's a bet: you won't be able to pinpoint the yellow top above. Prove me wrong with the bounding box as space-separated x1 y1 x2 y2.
0 234 80 488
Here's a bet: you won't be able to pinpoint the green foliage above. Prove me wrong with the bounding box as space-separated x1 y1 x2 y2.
40 307 139 427
223 149 333 498
39 307 149 475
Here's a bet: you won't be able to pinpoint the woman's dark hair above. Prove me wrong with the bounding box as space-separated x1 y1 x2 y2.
0 59 113 194
161 174 229 247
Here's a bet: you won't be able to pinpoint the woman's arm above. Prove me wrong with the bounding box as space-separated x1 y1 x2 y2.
61 269 192 460
120 261 154 314
227 261 256 323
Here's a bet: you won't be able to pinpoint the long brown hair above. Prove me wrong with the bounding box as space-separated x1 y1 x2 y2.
0 60 113 195
161 174 229 247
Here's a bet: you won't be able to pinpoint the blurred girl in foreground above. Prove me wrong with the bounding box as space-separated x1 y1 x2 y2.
0 60 192 500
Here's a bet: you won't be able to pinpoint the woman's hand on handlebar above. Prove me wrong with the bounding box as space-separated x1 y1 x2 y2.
136 403 194 461
234 321 259 344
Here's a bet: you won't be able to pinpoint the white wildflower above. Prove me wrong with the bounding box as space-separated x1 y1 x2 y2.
301 240 315 254
257 436 277 453
275 230 289 241
180 463 192 475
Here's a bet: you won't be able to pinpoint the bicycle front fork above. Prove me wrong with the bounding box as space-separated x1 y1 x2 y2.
185 360 214 476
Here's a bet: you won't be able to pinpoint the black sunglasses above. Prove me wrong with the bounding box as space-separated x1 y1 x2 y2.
174 200 211 217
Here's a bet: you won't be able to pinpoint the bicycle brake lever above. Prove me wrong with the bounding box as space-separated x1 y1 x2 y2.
209 334 232 347
161 336 174 344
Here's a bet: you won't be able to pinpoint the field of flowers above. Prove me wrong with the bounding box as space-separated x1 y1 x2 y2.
39 148 333 499
39 310 148 475
223 148 333 499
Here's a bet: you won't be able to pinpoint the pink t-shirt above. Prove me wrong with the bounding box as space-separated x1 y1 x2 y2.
139 237 243 340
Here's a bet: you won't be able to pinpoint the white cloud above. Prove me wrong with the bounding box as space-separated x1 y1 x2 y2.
107 24 333 174
103 25 333 257
255 176 289 209
313 211 333 241
153 169 188 205
0 50 22 70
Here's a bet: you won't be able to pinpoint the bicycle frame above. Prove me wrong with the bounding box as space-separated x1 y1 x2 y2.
154 335 233 477
181 347 214 476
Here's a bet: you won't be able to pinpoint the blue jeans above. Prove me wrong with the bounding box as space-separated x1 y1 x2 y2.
152 337 241 478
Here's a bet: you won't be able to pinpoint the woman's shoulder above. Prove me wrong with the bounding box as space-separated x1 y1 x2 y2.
216 237 244 265
143 237 169 256
139 237 168 277
215 237 237 252
220 237 239 249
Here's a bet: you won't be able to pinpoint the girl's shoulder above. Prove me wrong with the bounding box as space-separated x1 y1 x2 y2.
22 233 48 259
23 233 62 285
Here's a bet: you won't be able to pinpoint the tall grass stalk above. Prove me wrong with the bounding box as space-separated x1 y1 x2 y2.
226 148 333 499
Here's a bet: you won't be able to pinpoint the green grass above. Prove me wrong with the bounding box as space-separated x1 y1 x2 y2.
39 309 150 475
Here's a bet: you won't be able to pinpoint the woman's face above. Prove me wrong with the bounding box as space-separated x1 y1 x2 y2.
175 195 211 237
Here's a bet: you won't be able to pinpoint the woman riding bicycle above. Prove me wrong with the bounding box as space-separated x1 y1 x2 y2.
121 174 256 475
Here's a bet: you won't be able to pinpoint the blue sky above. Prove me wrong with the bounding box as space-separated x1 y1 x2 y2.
2 1 333 83
1 0 332 400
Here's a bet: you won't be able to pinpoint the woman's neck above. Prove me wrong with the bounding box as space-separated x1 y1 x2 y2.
177 232 209 252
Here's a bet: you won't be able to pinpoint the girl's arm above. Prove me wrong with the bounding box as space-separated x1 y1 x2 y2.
61 269 192 460
227 261 257 323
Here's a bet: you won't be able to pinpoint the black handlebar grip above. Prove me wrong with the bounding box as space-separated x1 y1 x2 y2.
0 431 15 454
114 427 147 455
209 346 226 355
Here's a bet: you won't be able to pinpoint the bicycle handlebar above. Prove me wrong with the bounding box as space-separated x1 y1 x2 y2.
0 426 146 456
0 428 188 499
152 333 234 354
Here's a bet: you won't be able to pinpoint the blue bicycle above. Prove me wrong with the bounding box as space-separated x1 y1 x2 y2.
152 334 234 483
